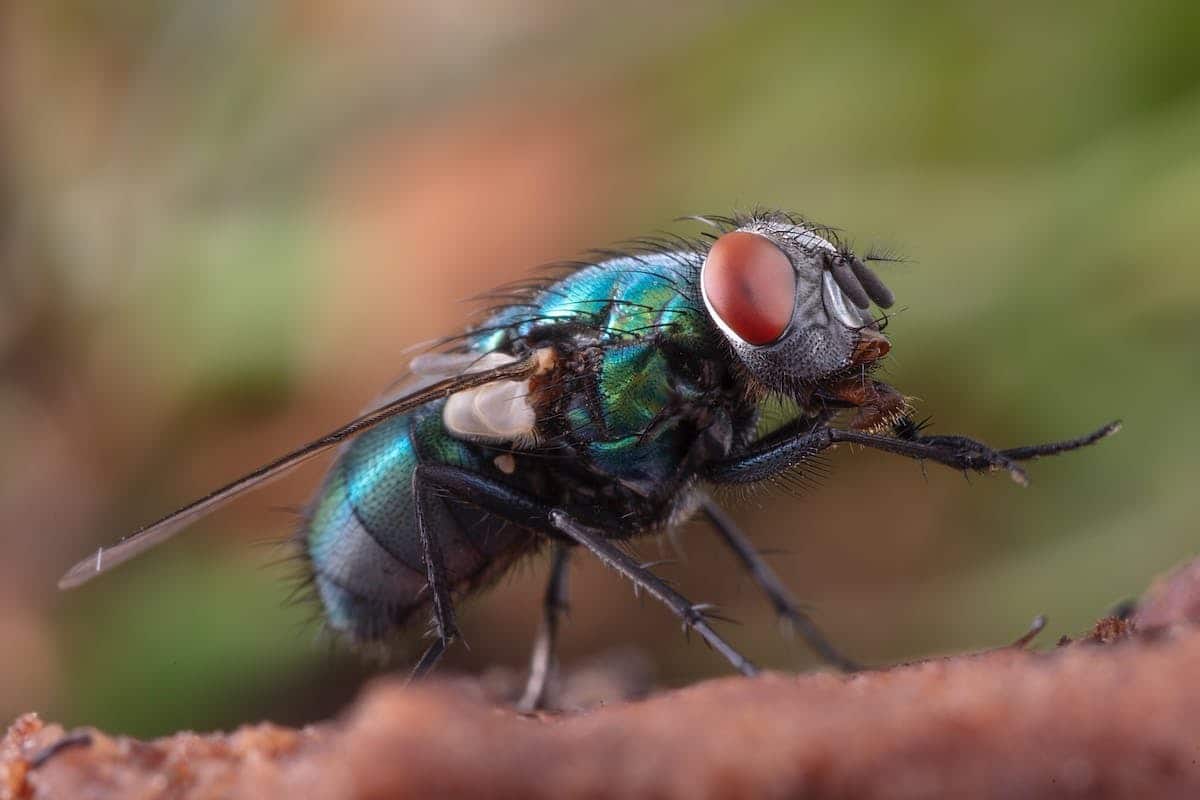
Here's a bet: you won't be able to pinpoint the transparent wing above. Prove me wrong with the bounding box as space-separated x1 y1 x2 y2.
58 350 547 589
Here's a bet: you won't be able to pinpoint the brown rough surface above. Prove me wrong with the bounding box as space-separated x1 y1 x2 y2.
1132 557 1200 631
8 560 1200 800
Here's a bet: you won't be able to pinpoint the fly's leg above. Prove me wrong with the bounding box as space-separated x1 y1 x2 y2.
517 542 571 712
699 497 860 673
407 465 758 679
409 464 465 678
410 637 448 681
548 511 759 677
703 421 1120 485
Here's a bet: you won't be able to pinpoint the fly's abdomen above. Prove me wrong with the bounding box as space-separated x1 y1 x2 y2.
305 405 529 640
306 466 425 639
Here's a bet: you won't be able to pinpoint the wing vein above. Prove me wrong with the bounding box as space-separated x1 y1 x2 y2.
58 351 547 589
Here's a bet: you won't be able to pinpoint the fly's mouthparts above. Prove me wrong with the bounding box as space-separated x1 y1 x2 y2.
851 328 890 366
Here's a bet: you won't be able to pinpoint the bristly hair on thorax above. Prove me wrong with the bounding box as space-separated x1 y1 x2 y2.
420 209 906 424
459 207 901 339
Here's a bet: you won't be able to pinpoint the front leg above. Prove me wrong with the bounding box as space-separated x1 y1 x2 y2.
703 419 1120 485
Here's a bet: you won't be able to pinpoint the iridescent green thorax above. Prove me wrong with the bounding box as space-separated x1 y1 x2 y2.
473 252 750 498
475 253 711 350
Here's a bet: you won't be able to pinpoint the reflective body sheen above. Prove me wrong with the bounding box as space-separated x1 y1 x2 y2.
58 210 1116 696
307 252 757 639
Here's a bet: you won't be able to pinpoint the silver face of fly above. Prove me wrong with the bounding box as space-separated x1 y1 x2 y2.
700 218 895 390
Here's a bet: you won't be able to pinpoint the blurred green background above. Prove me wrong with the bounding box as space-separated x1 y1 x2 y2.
2 0 1196 737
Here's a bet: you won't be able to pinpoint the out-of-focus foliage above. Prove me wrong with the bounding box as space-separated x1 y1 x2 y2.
1 0 1196 737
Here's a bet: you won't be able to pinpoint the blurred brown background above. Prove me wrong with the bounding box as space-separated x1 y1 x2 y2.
1 0 1196 737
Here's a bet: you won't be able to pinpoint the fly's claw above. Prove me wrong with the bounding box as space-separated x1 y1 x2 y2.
1009 615 1048 649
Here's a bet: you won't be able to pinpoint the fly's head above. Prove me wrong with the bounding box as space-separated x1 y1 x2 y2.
699 215 904 429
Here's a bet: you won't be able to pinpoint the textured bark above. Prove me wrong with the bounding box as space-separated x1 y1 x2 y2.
7 559 1200 800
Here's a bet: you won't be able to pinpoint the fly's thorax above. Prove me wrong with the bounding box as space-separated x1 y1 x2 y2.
699 216 895 395
528 335 754 520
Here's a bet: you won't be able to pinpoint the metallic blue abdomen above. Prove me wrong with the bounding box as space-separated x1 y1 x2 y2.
307 405 530 638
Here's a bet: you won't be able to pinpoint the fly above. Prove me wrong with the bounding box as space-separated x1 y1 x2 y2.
58 210 1119 710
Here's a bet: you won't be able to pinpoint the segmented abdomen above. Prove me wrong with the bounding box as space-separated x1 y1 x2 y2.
305 404 530 640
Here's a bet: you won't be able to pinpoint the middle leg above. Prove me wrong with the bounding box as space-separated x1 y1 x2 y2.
517 541 572 712
410 464 759 678
548 510 759 677
700 496 860 672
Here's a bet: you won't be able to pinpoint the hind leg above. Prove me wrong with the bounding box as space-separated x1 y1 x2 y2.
517 542 571 712
407 464 466 679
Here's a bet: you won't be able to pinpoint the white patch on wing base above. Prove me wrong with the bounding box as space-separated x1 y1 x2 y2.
439 351 538 444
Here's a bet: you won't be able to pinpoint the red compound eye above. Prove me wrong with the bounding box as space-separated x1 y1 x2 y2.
701 231 796 345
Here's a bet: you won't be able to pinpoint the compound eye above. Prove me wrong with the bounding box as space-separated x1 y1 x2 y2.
701 231 796 345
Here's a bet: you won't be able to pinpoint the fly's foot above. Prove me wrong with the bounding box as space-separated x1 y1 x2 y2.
776 611 863 673
1009 615 1048 649
925 435 1029 485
